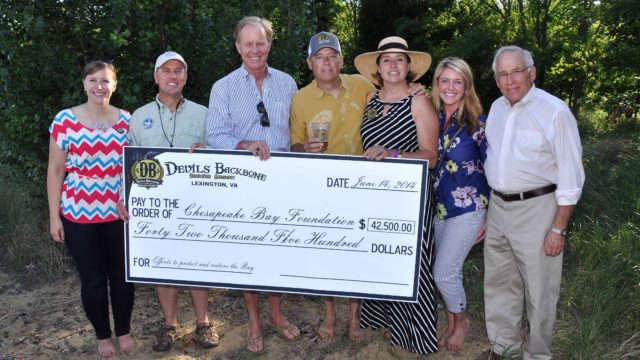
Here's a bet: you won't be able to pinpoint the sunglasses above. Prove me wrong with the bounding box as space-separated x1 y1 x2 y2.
82 56 115 65
257 101 270 127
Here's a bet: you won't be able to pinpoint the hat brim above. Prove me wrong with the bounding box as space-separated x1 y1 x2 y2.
354 50 431 86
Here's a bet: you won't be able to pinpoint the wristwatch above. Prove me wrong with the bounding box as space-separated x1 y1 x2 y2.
549 226 567 236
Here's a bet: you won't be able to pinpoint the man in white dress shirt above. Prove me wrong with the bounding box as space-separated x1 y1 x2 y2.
477 46 585 360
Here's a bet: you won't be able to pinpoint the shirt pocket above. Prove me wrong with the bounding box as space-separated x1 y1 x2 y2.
513 130 543 161
270 100 290 130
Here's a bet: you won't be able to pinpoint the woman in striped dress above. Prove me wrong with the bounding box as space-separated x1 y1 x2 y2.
354 36 440 354
47 60 134 358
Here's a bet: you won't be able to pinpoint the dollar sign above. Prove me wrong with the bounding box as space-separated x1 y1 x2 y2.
359 219 366 230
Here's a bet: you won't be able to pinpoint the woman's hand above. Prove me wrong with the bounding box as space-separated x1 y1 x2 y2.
363 145 392 160
50 216 65 243
475 220 487 244
117 199 129 223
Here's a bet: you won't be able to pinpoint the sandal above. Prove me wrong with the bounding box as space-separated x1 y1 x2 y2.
316 327 334 342
271 322 300 342
348 325 365 343
246 335 265 354
152 325 178 352
194 322 220 349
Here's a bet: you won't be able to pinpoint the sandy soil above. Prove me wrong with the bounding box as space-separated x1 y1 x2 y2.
0 271 490 359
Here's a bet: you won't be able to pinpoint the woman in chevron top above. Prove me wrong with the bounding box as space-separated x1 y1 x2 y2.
47 60 134 358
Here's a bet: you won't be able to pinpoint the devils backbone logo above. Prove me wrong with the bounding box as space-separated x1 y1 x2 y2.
131 158 164 189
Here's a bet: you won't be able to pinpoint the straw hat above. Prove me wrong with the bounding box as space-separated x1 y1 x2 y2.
354 36 431 86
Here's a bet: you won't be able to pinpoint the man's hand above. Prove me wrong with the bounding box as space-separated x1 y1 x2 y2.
544 231 565 256
117 199 129 223
189 142 206 153
304 137 325 153
408 82 427 97
245 140 271 160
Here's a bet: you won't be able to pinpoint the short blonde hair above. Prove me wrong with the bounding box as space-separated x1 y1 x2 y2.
431 57 483 131
234 16 273 44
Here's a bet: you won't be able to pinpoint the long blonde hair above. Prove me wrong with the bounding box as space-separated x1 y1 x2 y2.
431 57 483 131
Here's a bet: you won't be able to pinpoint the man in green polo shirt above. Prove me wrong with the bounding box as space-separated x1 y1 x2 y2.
117 51 218 352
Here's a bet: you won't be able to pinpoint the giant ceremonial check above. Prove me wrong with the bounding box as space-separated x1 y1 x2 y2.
123 147 430 302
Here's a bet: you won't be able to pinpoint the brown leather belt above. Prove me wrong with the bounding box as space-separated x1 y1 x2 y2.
492 184 556 202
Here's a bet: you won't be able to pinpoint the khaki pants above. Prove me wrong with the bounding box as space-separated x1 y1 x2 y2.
484 192 563 360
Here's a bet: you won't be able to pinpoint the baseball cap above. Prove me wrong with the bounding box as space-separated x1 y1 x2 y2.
155 51 187 71
307 32 341 57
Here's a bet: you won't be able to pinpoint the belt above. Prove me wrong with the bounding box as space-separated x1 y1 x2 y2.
492 184 556 202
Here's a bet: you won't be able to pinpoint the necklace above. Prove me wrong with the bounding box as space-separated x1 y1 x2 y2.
85 106 114 132
91 121 110 132
155 100 180 147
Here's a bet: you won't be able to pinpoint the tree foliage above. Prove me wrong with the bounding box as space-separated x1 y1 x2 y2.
0 0 637 181
0 0 317 180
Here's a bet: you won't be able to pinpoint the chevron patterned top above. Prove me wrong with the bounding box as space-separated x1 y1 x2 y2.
50 108 130 223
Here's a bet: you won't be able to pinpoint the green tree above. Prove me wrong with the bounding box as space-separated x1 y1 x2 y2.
0 0 317 182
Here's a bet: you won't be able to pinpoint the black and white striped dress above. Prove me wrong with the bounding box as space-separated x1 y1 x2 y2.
359 93 438 354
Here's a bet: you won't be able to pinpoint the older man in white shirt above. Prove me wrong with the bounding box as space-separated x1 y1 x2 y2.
478 46 585 360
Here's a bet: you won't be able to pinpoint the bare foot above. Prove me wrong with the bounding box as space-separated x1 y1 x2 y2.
445 316 470 351
270 320 300 341
97 338 117 359
348 320 364 343
317 317 335 341
438 311 455 347
118 333 136 354
392 344 418 359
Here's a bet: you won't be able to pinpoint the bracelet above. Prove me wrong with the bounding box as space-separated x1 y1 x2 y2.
392 149 398 158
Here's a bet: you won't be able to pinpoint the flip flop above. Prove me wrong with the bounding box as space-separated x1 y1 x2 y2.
348 326 365 343
316 327 334 342
272 323 300 342
246 335 265 354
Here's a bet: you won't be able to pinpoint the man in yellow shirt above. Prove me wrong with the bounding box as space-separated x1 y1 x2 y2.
290 32 374 156
290 31 373 342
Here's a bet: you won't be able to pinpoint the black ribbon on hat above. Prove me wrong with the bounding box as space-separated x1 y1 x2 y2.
378 42 409 51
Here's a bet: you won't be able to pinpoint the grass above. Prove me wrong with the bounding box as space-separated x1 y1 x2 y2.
1 118 639 358
0 168 69 284
554 125 640 359
461 120 640 359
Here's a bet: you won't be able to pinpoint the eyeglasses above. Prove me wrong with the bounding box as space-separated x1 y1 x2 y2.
495 67 531 81
257 101 270 127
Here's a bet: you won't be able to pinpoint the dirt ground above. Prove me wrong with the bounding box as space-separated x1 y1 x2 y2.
0 270 491 359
